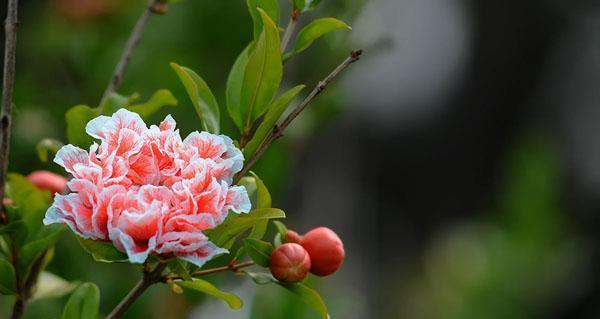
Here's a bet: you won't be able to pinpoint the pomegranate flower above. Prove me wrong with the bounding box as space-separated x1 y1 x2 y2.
44 109 251 266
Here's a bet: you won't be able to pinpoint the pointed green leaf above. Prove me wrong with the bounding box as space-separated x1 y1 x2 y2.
226 44 252 132
62 282 100 319
36 138 64 163
76 237 128 263
31 271 78 301
292 0 306 11
272 221 288 241
178 279 243 309
244 271 328 319
0 258 16 295
206 208 285 248
65 105 98 148
99 93 129 115
168 259 193 281
243 239 273 267
20 224 65 280
128 89 178 119
303 0 322 12
243 85 305 158
246 0 280 40
292 18 351 55
171 63 220 133
6 173 51 243
240 9 282 130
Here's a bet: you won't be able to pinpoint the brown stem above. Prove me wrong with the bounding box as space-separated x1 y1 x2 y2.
106 262 168 319
280 9 299 54
100 0 160 105
0 0 19 224
234 49 363 184
163 261 255 281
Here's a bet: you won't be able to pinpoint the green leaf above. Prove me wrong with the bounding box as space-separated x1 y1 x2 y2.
292 0 306 11
244 271 329 319
99 93 129 115
0 220 27 236
6 173 51 242
170 63 220 133
243 85 305 158
178 279 243 309
206 208 285 248
272 221 288 241
303 0 322 12
31 271 78 301
246 0 280 40
20 224 65 279
128 89 178 119
62 282 100 319
76 237 128 263
0 258 16 294
292 18 351 55
36 138 64 163
226 44 252 132
240 9 282 130
243 239 273 267
65 105 98 148
247 172 272 239
168 259 192 281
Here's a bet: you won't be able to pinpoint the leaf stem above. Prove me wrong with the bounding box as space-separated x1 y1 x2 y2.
0 0 19 225
106 262 168 319
280 9 300 54
100 0 161 105
234 49 363 184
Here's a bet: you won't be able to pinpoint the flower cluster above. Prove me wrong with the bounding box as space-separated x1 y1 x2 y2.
44 109 250 266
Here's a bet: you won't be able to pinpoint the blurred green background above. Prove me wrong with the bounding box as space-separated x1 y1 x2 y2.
2 0 600 318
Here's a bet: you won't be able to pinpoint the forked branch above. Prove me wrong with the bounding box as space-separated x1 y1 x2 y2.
234 49 363 184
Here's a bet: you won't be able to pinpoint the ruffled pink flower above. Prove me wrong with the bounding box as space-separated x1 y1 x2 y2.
44 109 251 266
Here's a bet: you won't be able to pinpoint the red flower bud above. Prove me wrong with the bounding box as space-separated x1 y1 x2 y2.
300 227 345 276
27 170 67 195
269 243 311 283
284 230 302 244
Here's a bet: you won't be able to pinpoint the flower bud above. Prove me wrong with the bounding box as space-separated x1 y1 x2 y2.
27 170 68 195
300 227 345 276
269 243 311 283
284 230 302 244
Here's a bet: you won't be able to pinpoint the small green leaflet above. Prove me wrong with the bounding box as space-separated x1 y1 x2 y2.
178 279 243 309
246 0 280 40
61 282 100 319
243 238 273 267
171 62 220 133
239 9 282 131
76 237 129 263
244 271 329 319
0 258 16 295
206 208 285 248
128 89 178 119
287 18 351 60
243 85 305 158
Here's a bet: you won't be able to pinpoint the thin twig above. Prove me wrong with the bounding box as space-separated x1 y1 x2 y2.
0 0 19 225
280 9 300 54
9 238 22 319
234 49 363 184
106 262 168 319
163 261 256 282
100 0 160 105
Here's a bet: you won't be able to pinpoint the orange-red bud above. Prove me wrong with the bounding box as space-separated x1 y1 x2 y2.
27 170 67 195
300 227 345 276
284 230 302 244
269 243 311 283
